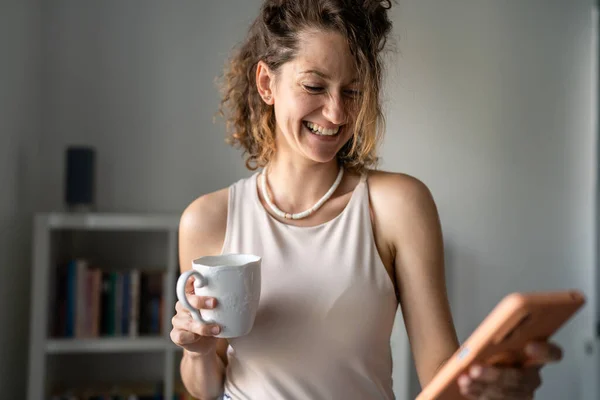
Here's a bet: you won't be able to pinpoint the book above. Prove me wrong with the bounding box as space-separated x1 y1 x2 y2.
52 259 166 339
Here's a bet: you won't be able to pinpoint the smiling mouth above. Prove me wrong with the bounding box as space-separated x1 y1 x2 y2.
303 121 341 136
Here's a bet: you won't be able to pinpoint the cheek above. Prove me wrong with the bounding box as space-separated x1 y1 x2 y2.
288 93 321 120
345 100 359 120
341 128 354 146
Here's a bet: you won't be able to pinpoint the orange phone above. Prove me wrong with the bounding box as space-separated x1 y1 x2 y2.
416 289 586 400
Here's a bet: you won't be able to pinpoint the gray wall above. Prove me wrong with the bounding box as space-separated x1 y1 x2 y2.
385 1 597 398
0 0 41 398
37 0 260 213
2 0 597 399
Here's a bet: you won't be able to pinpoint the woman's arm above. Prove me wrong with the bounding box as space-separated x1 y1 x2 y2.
178 189 230 399
372 173 459 387
392 177 459 385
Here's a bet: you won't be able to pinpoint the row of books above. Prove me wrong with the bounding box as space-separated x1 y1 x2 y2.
52 258 166 338
50 382 196 400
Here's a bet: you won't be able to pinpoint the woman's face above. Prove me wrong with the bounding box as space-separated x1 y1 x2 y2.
258 29 360 165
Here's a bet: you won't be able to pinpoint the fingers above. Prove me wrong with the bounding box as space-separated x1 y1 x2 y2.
470 365 525 388
177 295 217 311
171 298 221 347
470 364 541 387
525 341 563 365
170 326 200 346
458 374 485 399
459 373 510 400
172 306 221 336
459 373 530 400
462 340 557 400
171 312 221 341
460 364 542 400
185 275 197 294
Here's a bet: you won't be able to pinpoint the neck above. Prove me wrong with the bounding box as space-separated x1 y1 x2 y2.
264 155 342 214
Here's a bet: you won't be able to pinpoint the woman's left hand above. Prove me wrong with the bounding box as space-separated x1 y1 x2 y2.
457 341 563 399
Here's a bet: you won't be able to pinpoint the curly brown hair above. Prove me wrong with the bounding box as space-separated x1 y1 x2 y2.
218 0 393 173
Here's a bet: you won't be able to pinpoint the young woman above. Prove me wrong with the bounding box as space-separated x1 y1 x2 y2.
170 1 563 399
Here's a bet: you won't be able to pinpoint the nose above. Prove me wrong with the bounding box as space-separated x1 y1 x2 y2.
322 94 346 126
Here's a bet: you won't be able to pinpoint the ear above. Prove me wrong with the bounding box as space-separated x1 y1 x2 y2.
256 61 275 105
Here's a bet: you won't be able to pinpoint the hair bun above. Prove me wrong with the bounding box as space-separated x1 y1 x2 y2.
262 2 281 25
362 0 392 12
350 0 393 52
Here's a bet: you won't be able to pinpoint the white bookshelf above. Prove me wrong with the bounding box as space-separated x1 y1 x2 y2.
26 212 182 400
45 337 177 354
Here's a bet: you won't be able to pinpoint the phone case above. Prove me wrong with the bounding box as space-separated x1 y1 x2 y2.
416 290 586 400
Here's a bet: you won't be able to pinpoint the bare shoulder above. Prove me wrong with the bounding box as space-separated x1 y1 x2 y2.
178 188 229 272
180 188 229 231
366 169 438 221
365 169 443 263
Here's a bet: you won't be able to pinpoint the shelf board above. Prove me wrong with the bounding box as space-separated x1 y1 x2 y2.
38 212 180 231
46 337 176 354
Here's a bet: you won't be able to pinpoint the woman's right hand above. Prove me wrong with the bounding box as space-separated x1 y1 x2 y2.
170 276 222 356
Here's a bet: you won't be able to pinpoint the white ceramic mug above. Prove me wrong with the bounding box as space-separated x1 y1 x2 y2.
176 253 261 338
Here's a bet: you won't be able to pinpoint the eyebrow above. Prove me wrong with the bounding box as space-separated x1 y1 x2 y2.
300 69 331 79
300 69 359 84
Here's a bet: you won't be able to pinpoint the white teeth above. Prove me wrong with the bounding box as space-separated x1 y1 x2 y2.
305 122 340 136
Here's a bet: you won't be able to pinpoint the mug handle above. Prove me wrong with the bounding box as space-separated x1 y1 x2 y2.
176 269 208 323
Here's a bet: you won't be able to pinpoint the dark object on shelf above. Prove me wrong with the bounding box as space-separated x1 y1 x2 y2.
65 146 96 211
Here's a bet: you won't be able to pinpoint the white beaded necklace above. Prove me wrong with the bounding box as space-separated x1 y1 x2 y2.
260 166 344 220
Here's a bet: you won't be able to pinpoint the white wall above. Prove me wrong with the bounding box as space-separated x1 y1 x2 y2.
24 0 598 399
0 0 41 398
385 1 597 399
38 0 261 213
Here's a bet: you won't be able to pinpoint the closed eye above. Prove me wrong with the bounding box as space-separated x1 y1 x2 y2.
303 85 324 93
344 89 361 98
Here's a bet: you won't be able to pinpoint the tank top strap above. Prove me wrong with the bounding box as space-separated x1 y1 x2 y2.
220 172 261 255
354 172 372 222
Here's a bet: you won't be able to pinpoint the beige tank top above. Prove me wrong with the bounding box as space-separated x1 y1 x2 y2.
220 172 398 400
